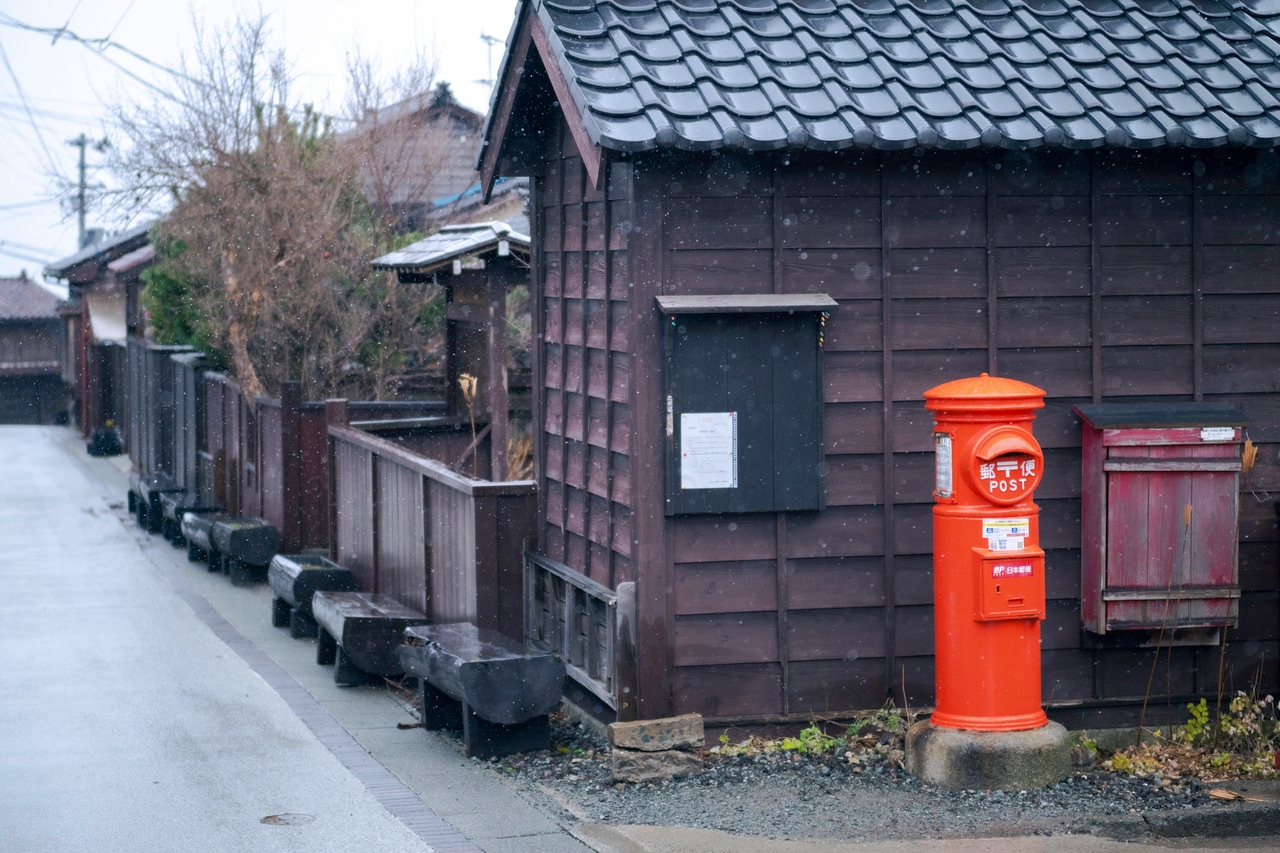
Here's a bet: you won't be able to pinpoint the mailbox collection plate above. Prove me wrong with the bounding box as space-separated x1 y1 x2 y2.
975 548 1046 621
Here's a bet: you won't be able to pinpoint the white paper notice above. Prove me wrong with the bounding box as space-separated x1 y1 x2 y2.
681 412 737 489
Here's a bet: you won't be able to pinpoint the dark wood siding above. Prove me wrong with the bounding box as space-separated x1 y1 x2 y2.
532 124 1280 724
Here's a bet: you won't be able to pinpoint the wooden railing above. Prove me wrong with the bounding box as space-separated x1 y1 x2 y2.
328 403 537 639
523 550 637 720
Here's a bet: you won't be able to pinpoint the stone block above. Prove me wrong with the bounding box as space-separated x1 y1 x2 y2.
608 713 703 752
610 747 703 784
905 719 1071 790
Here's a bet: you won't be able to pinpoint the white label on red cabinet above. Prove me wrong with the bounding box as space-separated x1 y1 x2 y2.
982 518 1030 551
1200 427 1234 442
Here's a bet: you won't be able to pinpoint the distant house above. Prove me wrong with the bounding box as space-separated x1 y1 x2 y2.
44 224 153 440
480 0 1280 727
0 272 65 424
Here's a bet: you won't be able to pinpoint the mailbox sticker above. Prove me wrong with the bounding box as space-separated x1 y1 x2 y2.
982 518 1029 551
990 561 1034 578
934 432 953 498
1200 427 1234 442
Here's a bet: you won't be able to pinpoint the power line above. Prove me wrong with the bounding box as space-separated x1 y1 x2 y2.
0 37 59 174
0 11 189 106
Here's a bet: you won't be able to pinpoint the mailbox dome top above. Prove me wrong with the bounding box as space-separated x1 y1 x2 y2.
924 373 1046 411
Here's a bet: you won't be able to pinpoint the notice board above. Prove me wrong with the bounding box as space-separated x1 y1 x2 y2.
658 294 835 516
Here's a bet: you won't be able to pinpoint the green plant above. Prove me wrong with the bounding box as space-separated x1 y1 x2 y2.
1175 699 1211 746
780 723 838 755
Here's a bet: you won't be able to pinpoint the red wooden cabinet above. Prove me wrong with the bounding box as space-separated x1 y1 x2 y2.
1075 404 1247 636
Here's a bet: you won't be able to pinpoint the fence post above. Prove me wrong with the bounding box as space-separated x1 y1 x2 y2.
615 581 638 722
324 399 349 561
279 381 302 551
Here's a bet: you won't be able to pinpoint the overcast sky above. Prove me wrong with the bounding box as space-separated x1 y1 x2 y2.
0 0 520 283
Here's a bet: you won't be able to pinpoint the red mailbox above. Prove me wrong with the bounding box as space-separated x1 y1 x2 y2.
924 374 1048 733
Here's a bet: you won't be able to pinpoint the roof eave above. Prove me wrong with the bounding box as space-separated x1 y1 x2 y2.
479 3 603 200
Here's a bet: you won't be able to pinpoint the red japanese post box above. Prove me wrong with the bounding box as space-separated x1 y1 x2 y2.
924 374 1048 732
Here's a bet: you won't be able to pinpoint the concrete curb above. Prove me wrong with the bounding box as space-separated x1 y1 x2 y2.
1086 786 1280 841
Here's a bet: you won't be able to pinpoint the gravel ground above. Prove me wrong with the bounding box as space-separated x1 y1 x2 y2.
490 712 1232 843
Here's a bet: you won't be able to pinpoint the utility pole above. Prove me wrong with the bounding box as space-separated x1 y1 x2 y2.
479 33 503 90
65 134 109 249
67 134 88 249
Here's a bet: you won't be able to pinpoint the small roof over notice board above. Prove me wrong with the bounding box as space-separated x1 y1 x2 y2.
371 222 530 283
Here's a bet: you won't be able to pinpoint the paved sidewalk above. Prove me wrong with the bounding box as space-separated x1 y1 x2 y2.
2 425 1276 853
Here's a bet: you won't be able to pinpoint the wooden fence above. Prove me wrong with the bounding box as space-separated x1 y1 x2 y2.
328 401 537 636
524 550 637 720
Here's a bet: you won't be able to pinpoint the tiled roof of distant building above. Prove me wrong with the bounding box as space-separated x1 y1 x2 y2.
0 274 60 320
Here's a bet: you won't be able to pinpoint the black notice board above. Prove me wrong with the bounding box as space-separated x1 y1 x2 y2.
663 310 826 515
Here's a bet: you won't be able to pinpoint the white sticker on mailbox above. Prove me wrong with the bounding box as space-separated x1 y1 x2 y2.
1200 427 1234 442
934 432 953 498
982 518 1030 551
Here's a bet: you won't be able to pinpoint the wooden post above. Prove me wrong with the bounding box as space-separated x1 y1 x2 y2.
324 399 349 561
487 270 510 481
280 380 302 551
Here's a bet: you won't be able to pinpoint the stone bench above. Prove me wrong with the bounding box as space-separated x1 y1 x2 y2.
311 592 429 687
269 553 359 639
128 472 181 534
158 492 224 545
399 623 566 759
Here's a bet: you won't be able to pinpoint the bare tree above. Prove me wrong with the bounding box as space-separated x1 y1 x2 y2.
108 14 451 400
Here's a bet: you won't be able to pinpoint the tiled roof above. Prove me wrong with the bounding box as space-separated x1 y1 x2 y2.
0 276 61 321
527 0 1280 152
44 222 152 280
371 222 532 274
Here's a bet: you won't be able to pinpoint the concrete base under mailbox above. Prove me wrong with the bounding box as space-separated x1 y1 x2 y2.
906 719 1071 790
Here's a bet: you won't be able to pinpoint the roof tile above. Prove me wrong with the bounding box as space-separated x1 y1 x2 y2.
0 277 60 320
524 0 1280 154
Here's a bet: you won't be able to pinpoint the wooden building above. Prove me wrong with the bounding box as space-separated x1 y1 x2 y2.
480 0 1280 728
44 224 152 441
0 273 64 424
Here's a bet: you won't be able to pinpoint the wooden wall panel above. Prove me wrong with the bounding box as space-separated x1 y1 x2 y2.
997 298 1091 348
673 663 782 718
786 557 886 609
667 197 772 248
789 609 886 661
993 196 1090 246
824 454 885 506
826 403 884 453
1097 195 1192 245
887 197 987 247
777 196 880 247
674 612 778 666
674 560 778 615
1097 247 1193 295
672 514 777 562
787 659 887 714
780 249 881 298
1098 297 1193 345
996 247 1092 296
1203 295 1280 343
890 299 988 350
670 250 773 294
